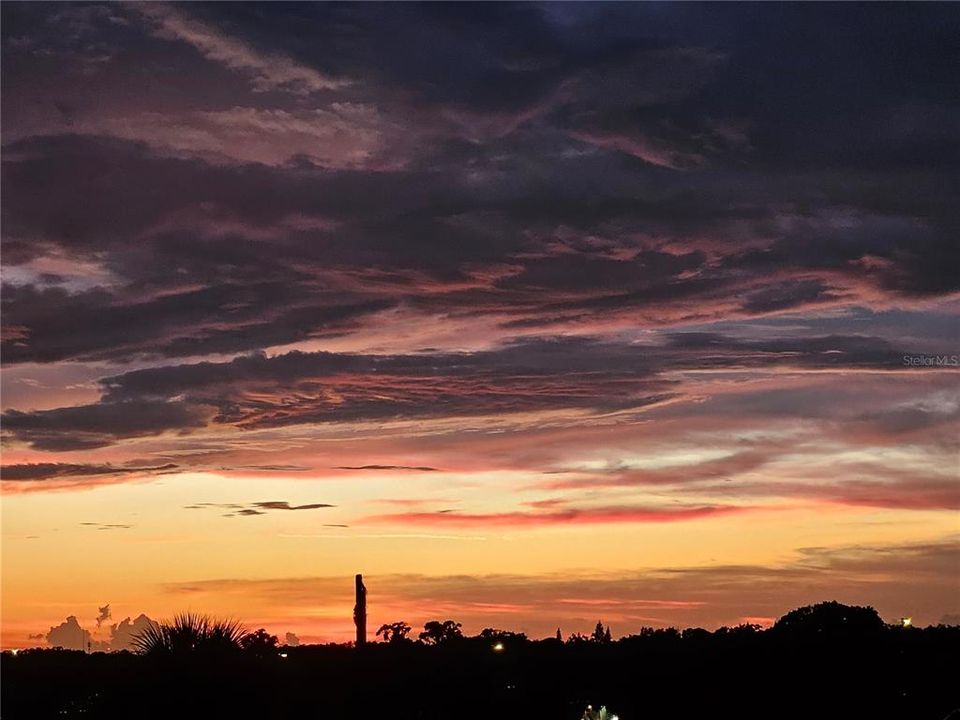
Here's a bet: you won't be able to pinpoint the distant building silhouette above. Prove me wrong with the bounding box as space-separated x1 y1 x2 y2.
353 574 367 647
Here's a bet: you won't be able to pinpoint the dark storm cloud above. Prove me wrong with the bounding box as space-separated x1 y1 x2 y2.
1 332 934 451
0 279 394 363
740 280 841 314
96 332 909 405
3 3 959 366
720 212 960 299
661 332 907 370
2 133 953 364
82 341 680 427
1 462 178 482
1 400 207 450
1 129 954 366
1 5 957 486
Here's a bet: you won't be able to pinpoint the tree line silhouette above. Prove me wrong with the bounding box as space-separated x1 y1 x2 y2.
3 602 958 719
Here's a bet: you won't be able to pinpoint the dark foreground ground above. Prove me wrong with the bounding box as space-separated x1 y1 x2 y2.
4 624 959 720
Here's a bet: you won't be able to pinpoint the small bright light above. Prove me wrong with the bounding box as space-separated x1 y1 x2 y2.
492 641 504 652
10 649 18 656
279 652 288 658
900 617 912 628
611 715 619 720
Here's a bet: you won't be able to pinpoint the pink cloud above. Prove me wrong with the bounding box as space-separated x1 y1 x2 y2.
364 503 750 528
135 4 345 95
570 130 704 170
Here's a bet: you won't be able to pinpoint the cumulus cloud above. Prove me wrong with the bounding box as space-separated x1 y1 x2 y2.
45 616 95 651
107 614 159 651
40 612 159 652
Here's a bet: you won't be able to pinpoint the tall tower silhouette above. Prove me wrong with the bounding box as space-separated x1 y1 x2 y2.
354 574 367 647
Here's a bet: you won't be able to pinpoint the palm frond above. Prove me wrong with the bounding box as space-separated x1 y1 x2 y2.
130 619 166 654
132 613 247 655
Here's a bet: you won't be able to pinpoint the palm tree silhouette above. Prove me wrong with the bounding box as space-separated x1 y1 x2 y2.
132 613 247 655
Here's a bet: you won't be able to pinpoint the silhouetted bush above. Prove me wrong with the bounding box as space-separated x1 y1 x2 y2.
240 628 279 658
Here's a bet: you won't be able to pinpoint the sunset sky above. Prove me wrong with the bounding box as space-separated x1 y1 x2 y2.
1 3 958 650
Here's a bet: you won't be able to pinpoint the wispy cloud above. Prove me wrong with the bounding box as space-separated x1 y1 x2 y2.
365 503 751 528
2 462 178 482
184 500 336 517
336 465 440 472
134 4 346 95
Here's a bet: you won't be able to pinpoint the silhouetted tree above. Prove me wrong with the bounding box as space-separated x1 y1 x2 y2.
7 602 960 720
556 627 562 641
478 628 526 642
241 628 279 658
682 627 711 641
773 601 885 637
376 621 412 644
625 626 681 644
712 623 761 648
591 621 611 643
419 620 462 645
